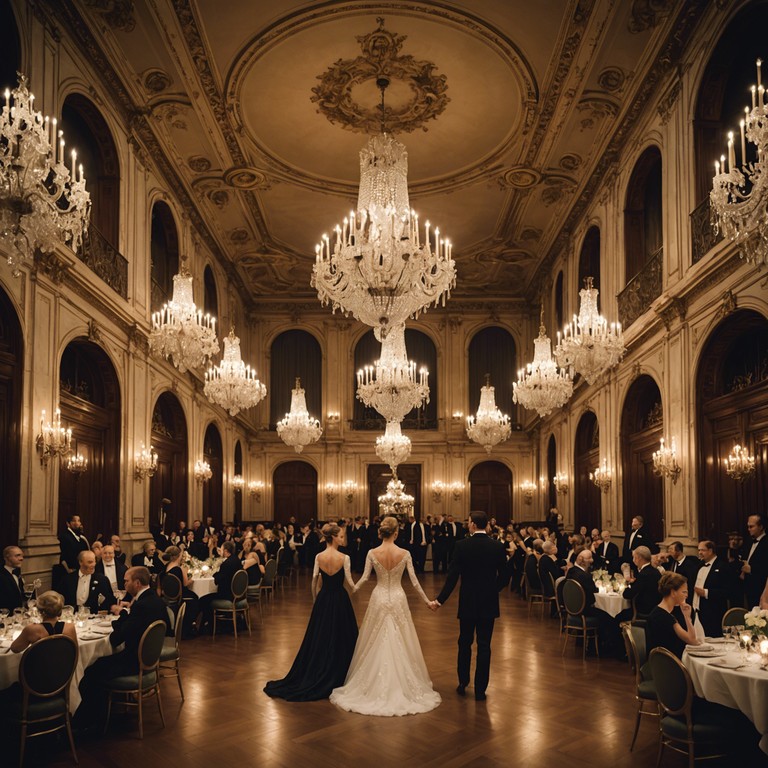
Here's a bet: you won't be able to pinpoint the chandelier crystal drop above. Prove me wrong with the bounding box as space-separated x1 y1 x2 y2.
149 266 219 373
378 475 415 517
276 378 323 454
513 311 574 417
710 58 768 265
204 329 267 416
554 278 625 385
466 375 511 454
356 324 429 422
375 420 412 471
0 74 90 276
723 444 756 481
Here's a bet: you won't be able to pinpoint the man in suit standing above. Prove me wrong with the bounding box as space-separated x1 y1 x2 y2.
0 545 25 611
432 515 449 574
409 516 429 574
64 550 115 614
693 540 730 637
59 515 89 571
741 514 768 608
432 511 508 701
621 516 659 566
618 546 661 621
661 541 701 604
197 541 241 630
593 530 620 573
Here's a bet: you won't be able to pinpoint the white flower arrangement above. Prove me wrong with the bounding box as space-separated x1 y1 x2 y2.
745 607 768 638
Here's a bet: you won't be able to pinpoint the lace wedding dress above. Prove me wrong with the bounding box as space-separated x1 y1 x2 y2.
330 550 441 716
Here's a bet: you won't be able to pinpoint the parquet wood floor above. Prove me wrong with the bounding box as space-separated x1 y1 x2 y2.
12 572 762 768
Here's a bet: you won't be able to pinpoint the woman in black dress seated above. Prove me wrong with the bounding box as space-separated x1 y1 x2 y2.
240 536 264 586
10 591 77 653
163 546 199 636
264 522 358 701
646 572 701 658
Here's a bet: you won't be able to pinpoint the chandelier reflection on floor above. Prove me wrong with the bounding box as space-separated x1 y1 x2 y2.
375 420 412 471
1 74 90 276
710 58 768 265
554 278 625 384
514 310 573 417
378 475 414 517
204 329 267 416
277 378 322 454
149 263 219 373
466 375 511 454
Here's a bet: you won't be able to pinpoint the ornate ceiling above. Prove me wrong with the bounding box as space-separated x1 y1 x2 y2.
54 0 704 308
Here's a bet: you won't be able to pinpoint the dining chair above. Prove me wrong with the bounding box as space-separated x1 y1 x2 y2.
523 556 544 617
275 548 288 595
554 576 567 634
261 558 277 603
721 606 747 631
246 573 264 623
561 579 600 659
211 569 250 639
539 567 558 619
8 634 79 767
103 619 166 739
160 573 182 607
621 622 659 751
159 601 186 699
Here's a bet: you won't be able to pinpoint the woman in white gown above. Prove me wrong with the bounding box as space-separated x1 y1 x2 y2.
330 516 441 716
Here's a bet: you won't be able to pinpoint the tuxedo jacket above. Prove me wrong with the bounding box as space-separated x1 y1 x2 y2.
664 556 701 603
524 554 542 590
63 571 116 614
95 560 128 589
130 552 164 574
621 526 658 561
109 588 170 673
0 567 24 610
409 521 429 546
213 554 242 600
623 564 661 617
538 556 561 597
593 541 620 572
565 565 597 610
59 529 89 570
436 533 508 620
696 557 730 637
743 536 768 608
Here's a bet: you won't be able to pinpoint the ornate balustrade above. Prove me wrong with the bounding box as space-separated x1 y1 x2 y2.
618 247 663 329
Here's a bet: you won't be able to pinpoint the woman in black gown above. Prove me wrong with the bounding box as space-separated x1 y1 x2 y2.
264 522 358 701
163 546 200 637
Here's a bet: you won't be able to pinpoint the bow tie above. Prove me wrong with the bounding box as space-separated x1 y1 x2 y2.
12 568 21 577
703 563 711 567
753 538 759 543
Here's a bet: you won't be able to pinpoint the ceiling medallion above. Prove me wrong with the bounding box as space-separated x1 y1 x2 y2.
501 166 541 190
310 17 449 135
223 167 267 189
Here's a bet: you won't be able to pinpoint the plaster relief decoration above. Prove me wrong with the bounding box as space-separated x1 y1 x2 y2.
224 167 268 190
143 69 171 94
597 67 627 93
83 0 136 33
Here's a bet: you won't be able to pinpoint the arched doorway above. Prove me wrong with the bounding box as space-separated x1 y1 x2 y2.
620 375 664 544
469 461 512 525
273 461 318 525
233 440 243 525
547 435 557 512
202 424 223 529
574 412 601 534
270 330 322 429
150 201 179 312
0 285 22 546
578 227 601 309
696 310 768 540
58 339 121 541
150 392 188 532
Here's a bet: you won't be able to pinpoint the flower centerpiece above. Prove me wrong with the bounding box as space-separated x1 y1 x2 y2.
592 569 626 594
745 607 768 640
185 553 222 579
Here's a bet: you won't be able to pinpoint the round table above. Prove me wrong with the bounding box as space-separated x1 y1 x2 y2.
190 577 216 597
594 591 630 618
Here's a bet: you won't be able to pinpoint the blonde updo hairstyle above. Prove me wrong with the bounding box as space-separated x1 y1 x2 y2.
321 523 341 544
37 590 64 620
378 516 399 540
162 546 181 563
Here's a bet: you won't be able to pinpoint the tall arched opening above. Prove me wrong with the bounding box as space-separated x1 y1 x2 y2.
150 392 188 531
202 423 223 529
574 411 601 534
469 461 512 525
273 461 318 525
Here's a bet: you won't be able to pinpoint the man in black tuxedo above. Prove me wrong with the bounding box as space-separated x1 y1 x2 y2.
64 550 115 614
593 530 620 573
565 548 599 613
621 515 658 566
0 545 25 611
433 511 508 701
74 566 169 730
432 515 449 574
661 541 701 604
693 540 730 637
59 514 89 571
741 514 768 608
197 541 241 630
96 544 127 593
408 516 429 573
130 540 164 574
617 546 661 621
109 534 126 565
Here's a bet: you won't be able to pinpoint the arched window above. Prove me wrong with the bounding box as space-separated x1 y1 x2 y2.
578 227 601 310
151 392 188 531
468 327 515 424
150 202 179 312
574 412 601 534
203 423 223 528
270 330 322 429
353 328 437 430
204 265 219 322
234 440 243 525
554 272 564 332
0 1 21 92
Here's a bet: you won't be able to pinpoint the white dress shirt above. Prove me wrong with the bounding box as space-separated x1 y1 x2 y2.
102 561 117 588
692 559 713 610
747 533 765 563
76 571 90 606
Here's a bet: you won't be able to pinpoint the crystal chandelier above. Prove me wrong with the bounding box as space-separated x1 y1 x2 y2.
466 375 511 454
553 473 569 495
357 324 429 422
375 420 412 471
134 442 158 481
194 459 212 484
0 74 90 276
652 437 681 483
590 459 612 493
555 278 625 384
231 474 244 493
149 265 219 373
276 378 323 453
723 444 756 481
513 310 574 417
65 451 88 475
312 79 455 334
204 329 266 416
378 475 414 517
36 408 72 466
710 59 768 265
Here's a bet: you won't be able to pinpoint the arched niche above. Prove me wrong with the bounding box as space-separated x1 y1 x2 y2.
624 146 663 284
469 461 512 526
0 1 21 92
696 309 768 540
203 423 223 529
574 411 601 534
150 392 188 532
554 271 564 331
620 375 664 544
578 227 601 310
270 330 322 429
58 339 121 541
234 440 243 525
273 460 317 525
150 201 179 312
467 326 515 425
547 434 557 511
204 265 218 321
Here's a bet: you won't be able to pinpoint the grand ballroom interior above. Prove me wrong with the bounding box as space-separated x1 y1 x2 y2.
1 0 767 765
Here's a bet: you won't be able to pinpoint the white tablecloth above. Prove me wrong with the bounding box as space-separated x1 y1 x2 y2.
683 646 768 754
594 592 630 618
190 577 216 597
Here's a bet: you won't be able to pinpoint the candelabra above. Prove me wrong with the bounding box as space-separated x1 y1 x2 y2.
555 278 625 384
378 475 415 516
724 444 756 481
521 480 536 504
325 483 337 505
590 459 612 493
36 408 72 466
276 378 323 453
431 480 444 503
451 481 464 501
65 451 88 476
204 329 267 416
375 420 412 472
194 459 212 484
248 480 263 502
466 375 511 454
553 473 569 495
343 480 358 504
231 474 244 493
134 442 158 481
710 58 768 265
652 437 681 483
0 74 91 276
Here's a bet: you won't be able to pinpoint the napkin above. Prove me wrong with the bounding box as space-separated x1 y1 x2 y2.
708 659 744 669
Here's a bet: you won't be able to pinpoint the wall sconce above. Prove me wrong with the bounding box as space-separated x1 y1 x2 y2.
248 480 263 502
194 459 212 484
590 459 612 493
232 474 244 493
65 450 88 476
134 442 158 481
652 437 681 483
431 480 444 503
326 482 337 504
450 481 463 500
36 408 72 466
327 411 340 423
553 473 569 495
723 444 756 481
452 411 464 420
521 480 536 504
343 480 357 503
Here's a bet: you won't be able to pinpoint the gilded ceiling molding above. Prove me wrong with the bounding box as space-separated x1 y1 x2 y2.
628 0 675 34
83 0 136 33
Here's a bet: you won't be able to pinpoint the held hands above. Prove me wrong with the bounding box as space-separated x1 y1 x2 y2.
426 599 440 612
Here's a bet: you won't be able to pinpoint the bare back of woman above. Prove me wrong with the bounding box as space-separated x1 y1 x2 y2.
369 540 407 571
316 548 346 576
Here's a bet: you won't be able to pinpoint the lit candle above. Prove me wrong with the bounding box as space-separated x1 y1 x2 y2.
3 88 8 111
752 85 757 111
59 137 65 166
71 149 77 179
758 58 763 90
739 120 746 168
79 164 83 183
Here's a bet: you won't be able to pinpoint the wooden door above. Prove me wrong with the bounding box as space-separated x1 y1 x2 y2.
273 461 317 525
469 461 512 525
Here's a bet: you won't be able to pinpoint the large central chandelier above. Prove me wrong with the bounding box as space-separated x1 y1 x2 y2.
204 329 267 416
554 278 625 384
312 78 455 334
466 376 511 454
276 378 322 453
513 310 574 418
356 324 429 422
710 58 768 265
149 265 219 373
1 74 90 276
378 475 414 517
375 420 412 471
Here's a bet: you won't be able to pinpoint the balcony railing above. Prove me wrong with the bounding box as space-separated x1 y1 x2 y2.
78 226 128 299
690 197 723 264
617 246 663 329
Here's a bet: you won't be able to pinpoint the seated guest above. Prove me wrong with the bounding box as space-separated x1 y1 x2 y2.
110 534 126 565
538 540 562 617
524 541 543 595
240 537 265 586
692 540 729 638
0 545 25 611
131 539 163 574
197 541 241 630
617 546 660 621
646 572 700 658
593 530 619 573
660 541 700 603
64 550 115 614
96 544 128 600
162 546 199 637
10 590 77 653
90 540 103 563
565 549 599 613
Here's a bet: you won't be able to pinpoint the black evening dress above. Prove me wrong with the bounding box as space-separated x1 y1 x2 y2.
264 556 358 701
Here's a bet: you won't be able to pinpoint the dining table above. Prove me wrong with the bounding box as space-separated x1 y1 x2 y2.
190 576 216 598
683 641 768 755
594 591 630 618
